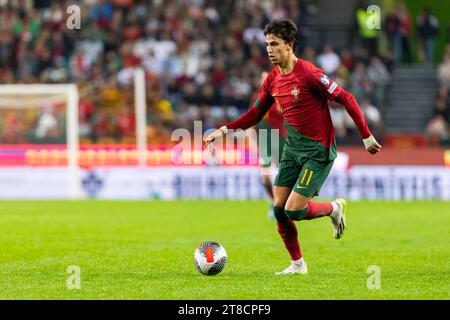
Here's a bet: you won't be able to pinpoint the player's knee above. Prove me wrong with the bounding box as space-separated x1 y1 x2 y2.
273 195 288 208
273 198 285 208
284 207 308 221
273 206 289 224
285 199 308 211
273 188 290 208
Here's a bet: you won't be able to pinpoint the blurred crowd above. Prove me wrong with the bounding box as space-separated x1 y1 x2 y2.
427 43 450 146
0 0 446 147
310 45 390 145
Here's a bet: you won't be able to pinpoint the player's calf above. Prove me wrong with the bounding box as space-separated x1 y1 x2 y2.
284 202 334 221
284 207 308 220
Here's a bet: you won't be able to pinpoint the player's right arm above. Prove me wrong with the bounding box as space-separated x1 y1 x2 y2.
204 79 275 147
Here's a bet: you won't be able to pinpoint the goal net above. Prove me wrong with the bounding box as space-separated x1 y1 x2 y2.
0 69 149 199
0 84 81 198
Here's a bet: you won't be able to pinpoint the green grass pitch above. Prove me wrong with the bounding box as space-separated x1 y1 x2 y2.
0 200 448 299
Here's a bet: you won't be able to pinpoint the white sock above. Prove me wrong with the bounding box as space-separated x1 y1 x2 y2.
292 258 304 266
331 201 339 217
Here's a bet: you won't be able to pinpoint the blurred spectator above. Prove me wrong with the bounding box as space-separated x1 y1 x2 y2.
360 98 383 136
385 9 399 56
339 48 354 71
355 1 379 57
243 18 265 45
394 2 413 63
427 50 450 147
35 107 58 139
317 44 340 76
329 105 347 141
301 46 316 63
91 0 114 30
350 62 369 101
433 85 450 121
416 7 439 65
367 56 391 105
437 44 450 88
330 103 360 145
426 115 448 146
367 57 390 86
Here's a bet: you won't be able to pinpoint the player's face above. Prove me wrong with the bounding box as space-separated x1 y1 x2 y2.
265 34 293 66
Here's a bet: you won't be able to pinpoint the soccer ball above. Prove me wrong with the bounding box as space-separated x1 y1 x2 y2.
193 241 227 276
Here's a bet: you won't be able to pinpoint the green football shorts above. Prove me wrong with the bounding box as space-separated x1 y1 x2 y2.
274 147 334 197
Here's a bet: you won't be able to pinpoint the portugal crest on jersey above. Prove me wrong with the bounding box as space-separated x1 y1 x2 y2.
291 87 300 102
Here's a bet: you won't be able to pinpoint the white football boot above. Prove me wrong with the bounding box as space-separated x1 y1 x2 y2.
275 258 308 275
330 198 347 239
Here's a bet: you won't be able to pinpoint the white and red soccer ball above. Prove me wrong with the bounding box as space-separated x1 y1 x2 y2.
194 241 227 276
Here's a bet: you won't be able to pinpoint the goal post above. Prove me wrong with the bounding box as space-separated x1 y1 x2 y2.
0 84 81 199
0 68 148 199
134 68 147 167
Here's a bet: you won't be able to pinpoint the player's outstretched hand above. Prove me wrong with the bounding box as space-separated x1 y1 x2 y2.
203 126 227 151
363 135 382 155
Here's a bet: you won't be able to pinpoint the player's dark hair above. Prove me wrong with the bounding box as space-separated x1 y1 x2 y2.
263 19 299 51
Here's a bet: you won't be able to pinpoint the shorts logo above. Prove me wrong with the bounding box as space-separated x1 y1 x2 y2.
291 87 300 102
320 75 330 86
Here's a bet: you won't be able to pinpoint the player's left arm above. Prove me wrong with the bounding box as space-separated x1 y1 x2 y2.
307 67 381 155
333 88 381 155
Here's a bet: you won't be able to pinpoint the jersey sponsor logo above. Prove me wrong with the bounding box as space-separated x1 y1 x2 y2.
327 82 338 94
320 75 330 86
291 87 300 102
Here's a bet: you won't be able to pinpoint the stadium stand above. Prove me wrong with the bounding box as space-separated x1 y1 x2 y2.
0 0 448 147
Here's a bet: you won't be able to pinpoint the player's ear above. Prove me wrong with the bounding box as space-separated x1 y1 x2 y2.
286 41 294 52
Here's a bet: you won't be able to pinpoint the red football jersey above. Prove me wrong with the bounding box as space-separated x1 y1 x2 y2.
263 104 287 139
262 58 340 151
227 58 371 161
